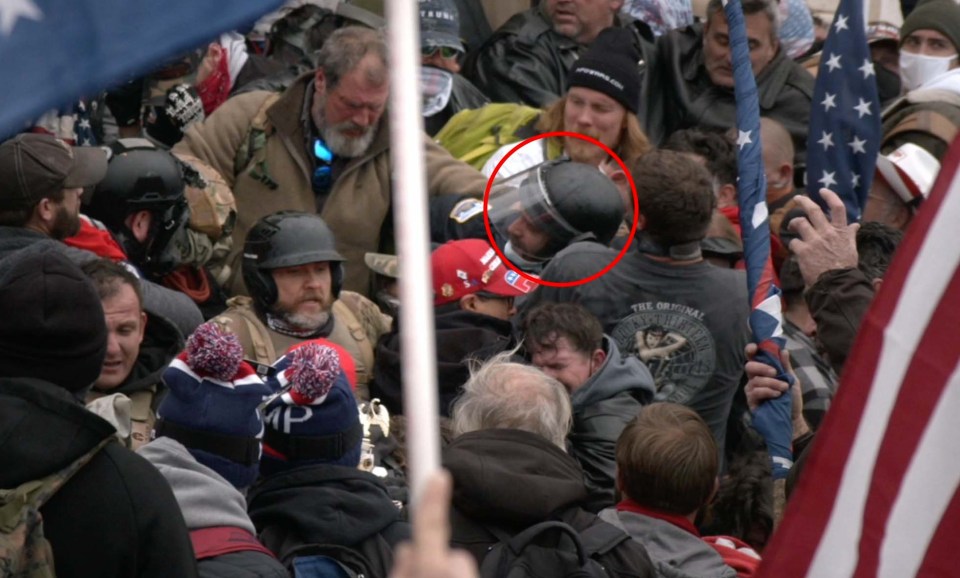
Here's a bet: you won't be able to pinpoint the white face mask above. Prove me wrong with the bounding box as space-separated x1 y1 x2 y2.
420 66 454 117
899 50 959 91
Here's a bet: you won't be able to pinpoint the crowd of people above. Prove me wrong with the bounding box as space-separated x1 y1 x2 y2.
0 0 950 576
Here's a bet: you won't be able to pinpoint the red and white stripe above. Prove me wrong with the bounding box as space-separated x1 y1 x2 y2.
758 137 960 576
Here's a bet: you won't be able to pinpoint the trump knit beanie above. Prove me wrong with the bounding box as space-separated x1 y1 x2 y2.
260 340 362 477
155 322 273 489
900 0 960 53
567 27 642 113
0 244 107 393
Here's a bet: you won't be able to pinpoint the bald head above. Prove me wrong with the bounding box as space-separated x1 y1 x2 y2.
760 117 795 203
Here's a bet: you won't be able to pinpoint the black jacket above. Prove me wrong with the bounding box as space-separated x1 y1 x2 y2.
0 377 198 578
371 309 516 416
247 464 410 572
464 7 653 109
443 429 655 577
643 23 814 164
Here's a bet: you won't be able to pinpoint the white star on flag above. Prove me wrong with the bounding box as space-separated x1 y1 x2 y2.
851 172 861 188
78 118 91 129
819 170 838 188
859 59 875 79
826 53 842 72
854 97 873 118
818 131 835 150
0 0 43 36
821 92 837 111
737 129 753 150
834 14 849 32
848 136 867 154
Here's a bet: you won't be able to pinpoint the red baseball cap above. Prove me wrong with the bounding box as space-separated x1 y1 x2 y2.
432 239 537 306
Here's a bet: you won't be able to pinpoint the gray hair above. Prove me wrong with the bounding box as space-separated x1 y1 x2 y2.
315 26 388 90
451 351 573 450
705 0 780 40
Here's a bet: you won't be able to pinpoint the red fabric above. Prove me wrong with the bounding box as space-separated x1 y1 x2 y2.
63 218 127 261
196 50 231 115
720 205 742 235
162 266 212 304
756 103 960 577
703 535 761 577
615 498 700 537
189 527 275 560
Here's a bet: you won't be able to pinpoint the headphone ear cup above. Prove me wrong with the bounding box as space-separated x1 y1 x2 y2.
332 262 345 298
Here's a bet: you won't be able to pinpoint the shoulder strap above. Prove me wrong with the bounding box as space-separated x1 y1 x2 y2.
884 109 960 149
576 521 631 557
332 299 374 385
0 437 113 518
234 92 282 183
222 300 277 364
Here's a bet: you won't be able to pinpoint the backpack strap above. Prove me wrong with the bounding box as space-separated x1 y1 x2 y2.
883 110 960 150
577 521 631 557
0 437 113 525
234 93 282 190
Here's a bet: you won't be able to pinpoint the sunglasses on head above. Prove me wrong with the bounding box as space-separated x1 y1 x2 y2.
422 46 460 59
312 138 333 194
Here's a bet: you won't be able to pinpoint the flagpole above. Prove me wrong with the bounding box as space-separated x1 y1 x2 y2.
385 0 442 510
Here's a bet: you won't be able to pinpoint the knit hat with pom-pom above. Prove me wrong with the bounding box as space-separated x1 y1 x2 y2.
260 339 362 477
155 321 273 489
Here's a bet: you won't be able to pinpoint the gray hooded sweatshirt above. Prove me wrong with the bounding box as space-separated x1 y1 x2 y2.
569 336 655 512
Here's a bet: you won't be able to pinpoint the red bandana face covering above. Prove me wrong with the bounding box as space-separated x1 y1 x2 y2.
196 51 231 116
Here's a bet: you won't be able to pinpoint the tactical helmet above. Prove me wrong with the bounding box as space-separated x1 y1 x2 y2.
86 138 190 277
243 211 346 311
488 159 626 262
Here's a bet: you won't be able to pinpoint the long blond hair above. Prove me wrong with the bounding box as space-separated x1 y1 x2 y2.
535 95 652 166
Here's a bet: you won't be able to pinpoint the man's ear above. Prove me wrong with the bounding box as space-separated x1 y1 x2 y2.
872 277 883 292
124 210 153 243
314 67 327 95
459 293 479 312
34 197 57 223
590 348 607 374
716 183 737 208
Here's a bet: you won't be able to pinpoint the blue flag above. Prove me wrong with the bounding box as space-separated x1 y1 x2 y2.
805 0 882 221
0 0 282 138
723 0 793 480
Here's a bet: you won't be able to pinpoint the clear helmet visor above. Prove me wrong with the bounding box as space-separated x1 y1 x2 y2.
487 162 583 263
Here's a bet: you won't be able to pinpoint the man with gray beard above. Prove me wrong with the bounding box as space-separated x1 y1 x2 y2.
211 211 390 401
175 26 488 298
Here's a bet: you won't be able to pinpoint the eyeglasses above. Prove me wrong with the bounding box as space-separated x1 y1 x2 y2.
422 46 460 59
312 138 333 194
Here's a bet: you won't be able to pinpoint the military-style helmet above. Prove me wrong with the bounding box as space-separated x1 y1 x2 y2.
243 211 346 311
86 138 190 277
487 159 626 263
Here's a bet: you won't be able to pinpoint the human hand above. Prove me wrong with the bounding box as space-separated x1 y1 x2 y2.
389 470 478 578
788 188 859 286
745 343 809 439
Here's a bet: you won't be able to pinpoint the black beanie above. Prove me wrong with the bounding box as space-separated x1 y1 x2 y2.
900 0 960 54
0 244 107 393
567 27 641 113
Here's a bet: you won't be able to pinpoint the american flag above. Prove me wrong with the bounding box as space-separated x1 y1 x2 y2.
804 0 881 221
0 0 282 138
757 135 960 578
722 0 792 478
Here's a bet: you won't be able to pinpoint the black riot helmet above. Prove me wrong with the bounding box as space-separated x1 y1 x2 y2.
242 211 346 312
488 159 626 263
86 138 190 278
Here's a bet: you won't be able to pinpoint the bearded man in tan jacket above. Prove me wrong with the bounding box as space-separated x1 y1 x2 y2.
175 26 488 297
